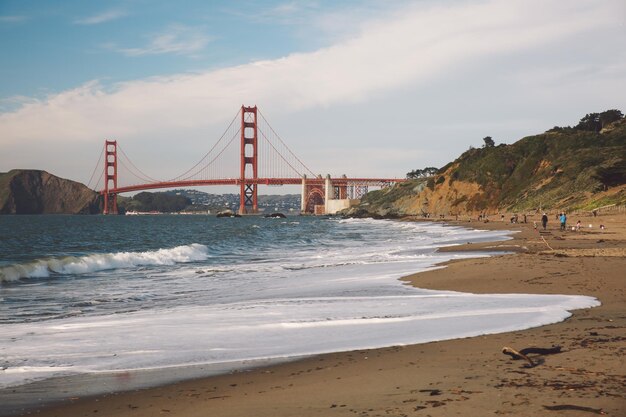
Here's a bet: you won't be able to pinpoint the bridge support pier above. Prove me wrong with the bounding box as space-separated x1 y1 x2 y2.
324 174 332 214
300 175 307 213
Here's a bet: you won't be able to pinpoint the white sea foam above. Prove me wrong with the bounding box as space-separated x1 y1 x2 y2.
0 218 601 396
0 291 599 390
0 244 208 282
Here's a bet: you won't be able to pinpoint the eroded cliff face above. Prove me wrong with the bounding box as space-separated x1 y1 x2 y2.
394 177 487 216
347 176 492 218
0 170 101 214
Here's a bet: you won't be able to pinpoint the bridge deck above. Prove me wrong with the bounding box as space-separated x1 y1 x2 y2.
104 178 405 194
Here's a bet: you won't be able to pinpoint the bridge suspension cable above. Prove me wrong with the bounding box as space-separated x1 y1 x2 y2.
96 107 245 190
86 142 105 190
258 126 309 178
167 108 242 182
117 145 161 184
257 109 317 178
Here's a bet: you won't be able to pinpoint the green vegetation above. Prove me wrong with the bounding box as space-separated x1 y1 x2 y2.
118 192 192 213
451 116 625 210
482 136 495 148
406 167 438 179
348 110 625 217
547 109 624 134
575 109 624 132
359 180 425 216
446 118 625 210
574 189 626 211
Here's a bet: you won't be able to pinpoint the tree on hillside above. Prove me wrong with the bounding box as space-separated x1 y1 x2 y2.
576 113 601 132
599 109 624 128
546 125 574 133
406 169 422 179
575 109 624 132
483 136 495 148
406 166 439 179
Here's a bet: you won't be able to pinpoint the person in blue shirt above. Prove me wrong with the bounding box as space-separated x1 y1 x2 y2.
559 212 567 231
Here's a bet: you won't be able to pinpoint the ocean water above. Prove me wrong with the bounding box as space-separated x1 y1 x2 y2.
0 215 598 398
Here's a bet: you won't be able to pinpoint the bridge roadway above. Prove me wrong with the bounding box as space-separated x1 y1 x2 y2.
106 177 400 195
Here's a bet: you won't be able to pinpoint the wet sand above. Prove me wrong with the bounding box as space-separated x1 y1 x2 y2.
8 212 626 416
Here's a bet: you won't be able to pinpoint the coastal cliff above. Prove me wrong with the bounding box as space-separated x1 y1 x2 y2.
347 116 626 218
0 170 101 214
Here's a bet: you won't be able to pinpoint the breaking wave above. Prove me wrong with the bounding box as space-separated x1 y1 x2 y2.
0 244 209 282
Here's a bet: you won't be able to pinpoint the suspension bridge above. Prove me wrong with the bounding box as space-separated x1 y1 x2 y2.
88 105 405 215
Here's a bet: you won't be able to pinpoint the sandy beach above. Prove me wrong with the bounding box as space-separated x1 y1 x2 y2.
8 211 626 417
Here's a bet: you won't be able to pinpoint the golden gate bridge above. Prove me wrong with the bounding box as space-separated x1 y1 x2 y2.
87 106 405 215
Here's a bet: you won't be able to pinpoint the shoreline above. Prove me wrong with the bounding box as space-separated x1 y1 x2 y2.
5 213 625 416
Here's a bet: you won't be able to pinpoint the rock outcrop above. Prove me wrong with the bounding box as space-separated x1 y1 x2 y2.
0 170 101 214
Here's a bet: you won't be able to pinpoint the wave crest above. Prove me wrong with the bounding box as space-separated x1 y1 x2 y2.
0 244 209 282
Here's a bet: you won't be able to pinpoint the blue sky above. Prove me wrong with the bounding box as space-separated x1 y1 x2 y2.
0 0 350 99
1 0 625 192
0 0 407 101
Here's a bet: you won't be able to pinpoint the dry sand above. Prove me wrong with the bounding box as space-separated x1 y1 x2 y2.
9 212 626 416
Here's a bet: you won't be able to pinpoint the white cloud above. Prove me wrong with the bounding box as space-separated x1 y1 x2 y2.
269 2 305 16
226 1 315 24
107 24 213 56
0 15 27 23
1 0 624 182
75 9 127 25
0 95 40 112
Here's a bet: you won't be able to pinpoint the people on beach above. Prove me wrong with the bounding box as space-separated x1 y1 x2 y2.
559 212 567 231
576 220 581 231
541 213 548 230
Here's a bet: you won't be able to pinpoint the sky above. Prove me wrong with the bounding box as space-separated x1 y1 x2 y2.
1 0 625 193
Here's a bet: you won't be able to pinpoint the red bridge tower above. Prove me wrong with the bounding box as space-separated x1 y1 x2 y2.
239 105 258 214
103 140 118 215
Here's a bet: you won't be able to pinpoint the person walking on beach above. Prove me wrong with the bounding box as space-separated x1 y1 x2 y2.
541 213 548 230
559 212 567 231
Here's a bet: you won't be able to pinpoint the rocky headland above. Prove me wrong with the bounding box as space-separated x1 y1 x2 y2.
0 170 101 214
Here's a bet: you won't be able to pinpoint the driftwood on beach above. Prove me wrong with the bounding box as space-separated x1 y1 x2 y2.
502 346 562 367
543 404 606 415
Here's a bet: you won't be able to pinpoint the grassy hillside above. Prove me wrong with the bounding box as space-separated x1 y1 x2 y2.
349 116 626 217
440 119 625 211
